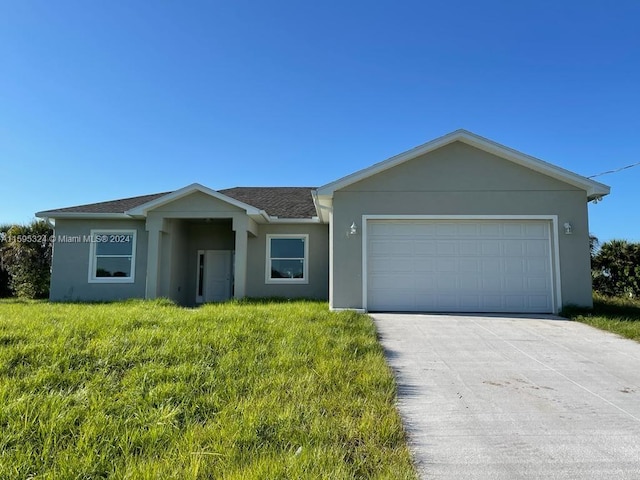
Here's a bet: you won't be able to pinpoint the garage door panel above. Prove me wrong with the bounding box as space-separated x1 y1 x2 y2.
435 224 457 236
504 241 526 256
504 258 526 274
436 275 458 290
367 220 554 313
527 277 550 290
459 276 481 290
368 257 414 273
369 239 412 255
525 223 549 237
527 259 549 274
369 273 414 289
459 258 481 273
457 223 480 236
480 223 501 236
414 241 437 255
525 240 549 256
505 296 527 309
481 277 502 291
436 241 456 255
481 241 501 255
415 278 437 291
530 295 552 309
459 240 481 255
481 258 501 273
414 259 436 273
368 290 415 310
435 257 458 272
459 295 481 309
503 276 526 290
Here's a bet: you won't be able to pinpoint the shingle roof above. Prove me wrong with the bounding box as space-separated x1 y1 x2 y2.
37 192 171 216
37 187 318 219
220 187 317 218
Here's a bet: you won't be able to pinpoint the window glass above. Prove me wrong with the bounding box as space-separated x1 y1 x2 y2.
89 230 136 282
266 235 307 283
270 238 304 258
95 235 134 256
96 257 132 277
271 259 304 279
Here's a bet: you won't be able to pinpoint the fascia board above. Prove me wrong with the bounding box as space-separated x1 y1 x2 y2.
267 217 322 224
35 212 132 220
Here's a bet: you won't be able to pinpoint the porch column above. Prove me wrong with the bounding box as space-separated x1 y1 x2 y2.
232 217 249 299
145 217 166 299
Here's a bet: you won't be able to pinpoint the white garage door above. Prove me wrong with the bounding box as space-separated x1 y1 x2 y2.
366 220 554 313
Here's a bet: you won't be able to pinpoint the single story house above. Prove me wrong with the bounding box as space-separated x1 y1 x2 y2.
37 129 610 313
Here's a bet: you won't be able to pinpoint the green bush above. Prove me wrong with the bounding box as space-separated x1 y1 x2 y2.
0 224 11 297
0 220 53 299
592 239 640 298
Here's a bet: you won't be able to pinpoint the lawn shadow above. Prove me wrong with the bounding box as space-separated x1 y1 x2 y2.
377 343 425 399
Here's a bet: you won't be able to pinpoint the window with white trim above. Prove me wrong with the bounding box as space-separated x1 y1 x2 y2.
88 230 137 283
266 234 308 284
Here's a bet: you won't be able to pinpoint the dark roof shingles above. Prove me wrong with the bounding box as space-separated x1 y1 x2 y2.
221 187 317 218
38 187 318 219
37 192 171 216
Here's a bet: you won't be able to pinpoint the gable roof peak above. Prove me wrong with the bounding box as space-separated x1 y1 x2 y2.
316 129 610 200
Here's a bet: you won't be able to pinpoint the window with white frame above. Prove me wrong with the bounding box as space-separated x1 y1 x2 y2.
266 234 308 283
88 230 137 283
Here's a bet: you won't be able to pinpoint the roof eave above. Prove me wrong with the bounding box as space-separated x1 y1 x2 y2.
35 212 133 220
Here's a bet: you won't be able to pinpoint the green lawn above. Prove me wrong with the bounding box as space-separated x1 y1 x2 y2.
0 299 416 479
563 294 640 341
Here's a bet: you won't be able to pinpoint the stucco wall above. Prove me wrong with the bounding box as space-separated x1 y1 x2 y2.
246 223 329 300
150 191 244 215
49 219 148 302
331 141 593 310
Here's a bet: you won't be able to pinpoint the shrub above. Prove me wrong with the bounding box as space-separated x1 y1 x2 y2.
0 223 12 297
0 220 53 299
592 239 640 298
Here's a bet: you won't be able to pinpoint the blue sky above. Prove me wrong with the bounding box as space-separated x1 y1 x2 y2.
2 0 639 241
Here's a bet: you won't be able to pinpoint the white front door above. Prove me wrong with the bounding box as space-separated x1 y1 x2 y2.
197 250 232 303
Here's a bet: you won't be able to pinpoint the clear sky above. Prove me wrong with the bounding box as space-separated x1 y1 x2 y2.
1 1 639 242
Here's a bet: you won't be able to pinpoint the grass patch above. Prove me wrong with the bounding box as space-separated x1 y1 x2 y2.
562 294 640 341
0 299 416 479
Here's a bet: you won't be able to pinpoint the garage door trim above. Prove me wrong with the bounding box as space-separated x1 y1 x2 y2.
361 215 561 313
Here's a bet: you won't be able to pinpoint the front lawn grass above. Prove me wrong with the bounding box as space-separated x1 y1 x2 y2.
0 299 416 479
563 294 640 341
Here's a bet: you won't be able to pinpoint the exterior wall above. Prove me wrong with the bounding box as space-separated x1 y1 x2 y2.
49 219 148 302
150 191 244 215
166 219 189 305
246 223 329 300
331 141 593 310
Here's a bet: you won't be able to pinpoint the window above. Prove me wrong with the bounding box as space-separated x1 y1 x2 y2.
88 230 136 283
266 234 308 284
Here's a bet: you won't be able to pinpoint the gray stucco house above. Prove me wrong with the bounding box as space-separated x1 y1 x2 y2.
37 130 610 313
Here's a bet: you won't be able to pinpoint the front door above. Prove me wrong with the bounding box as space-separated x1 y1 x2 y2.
196 250 232 303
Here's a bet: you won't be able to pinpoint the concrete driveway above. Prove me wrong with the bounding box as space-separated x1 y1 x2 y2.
372 314 640 479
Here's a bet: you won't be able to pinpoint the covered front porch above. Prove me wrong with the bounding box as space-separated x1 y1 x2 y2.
144 215 257 306
125 184 264 306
